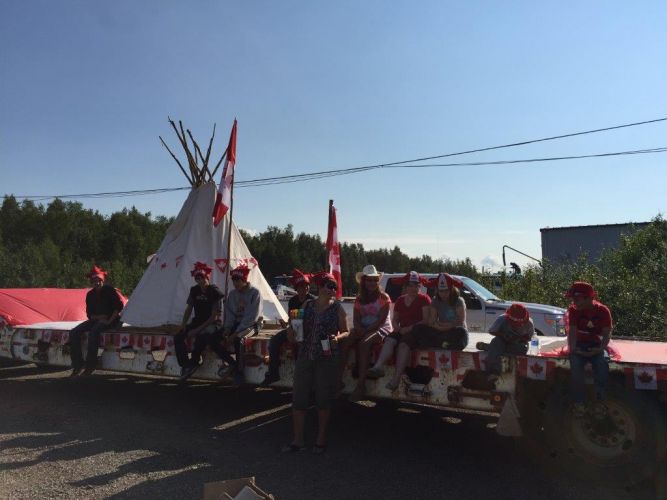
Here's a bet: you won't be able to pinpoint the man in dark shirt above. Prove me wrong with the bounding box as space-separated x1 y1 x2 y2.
69 265 124 376
176 262 224 381
261 269 315 386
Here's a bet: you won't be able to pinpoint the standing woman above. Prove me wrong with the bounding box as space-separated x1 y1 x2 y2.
284 271 348 454
366 271 431 385
341 265 392 402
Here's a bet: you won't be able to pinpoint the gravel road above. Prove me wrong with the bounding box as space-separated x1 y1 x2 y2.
0 361 659 499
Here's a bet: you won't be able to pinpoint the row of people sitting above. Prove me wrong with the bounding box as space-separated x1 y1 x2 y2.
68 262 263 386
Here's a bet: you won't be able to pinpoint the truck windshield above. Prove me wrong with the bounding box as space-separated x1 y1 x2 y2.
459 277 502 302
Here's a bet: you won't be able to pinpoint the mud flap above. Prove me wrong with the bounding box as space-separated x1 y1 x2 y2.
497 396 523 437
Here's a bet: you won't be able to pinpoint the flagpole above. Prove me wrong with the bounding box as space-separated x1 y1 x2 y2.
223 156 236 302
327 199 333 266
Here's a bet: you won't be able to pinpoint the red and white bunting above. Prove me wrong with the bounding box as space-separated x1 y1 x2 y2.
142 335 153 350
152 336 167 350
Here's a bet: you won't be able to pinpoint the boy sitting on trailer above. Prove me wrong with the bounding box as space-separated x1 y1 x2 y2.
477 303 534 383
566 281 613 418
69 265 124 377
212 264 263 385
176 262 224 381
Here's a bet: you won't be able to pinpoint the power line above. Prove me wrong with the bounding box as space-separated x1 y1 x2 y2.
12 145 667 200
10 115 667 200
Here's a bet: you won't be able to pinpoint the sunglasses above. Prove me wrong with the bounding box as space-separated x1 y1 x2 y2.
231 276 244 281
325 282 338 291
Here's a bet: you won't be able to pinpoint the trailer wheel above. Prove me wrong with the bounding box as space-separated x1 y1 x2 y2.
542 382 666 485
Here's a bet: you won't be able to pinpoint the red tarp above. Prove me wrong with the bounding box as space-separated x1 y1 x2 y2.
0 288 127 327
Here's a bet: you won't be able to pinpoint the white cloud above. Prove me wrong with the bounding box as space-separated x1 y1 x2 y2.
480 255 502 270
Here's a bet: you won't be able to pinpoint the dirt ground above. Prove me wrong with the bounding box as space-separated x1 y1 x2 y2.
0 361 659 499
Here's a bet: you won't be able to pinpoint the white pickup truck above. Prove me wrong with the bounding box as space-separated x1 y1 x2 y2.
379 273 566 337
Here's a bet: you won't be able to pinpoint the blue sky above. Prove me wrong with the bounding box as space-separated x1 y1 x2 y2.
2 1 666 270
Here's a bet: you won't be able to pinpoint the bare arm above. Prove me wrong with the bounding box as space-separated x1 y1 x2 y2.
333 306 350 343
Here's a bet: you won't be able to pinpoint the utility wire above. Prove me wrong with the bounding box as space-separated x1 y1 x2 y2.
11 116 667 200
13 146 667 200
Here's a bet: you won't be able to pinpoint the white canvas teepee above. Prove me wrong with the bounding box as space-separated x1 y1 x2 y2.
122 181 287 327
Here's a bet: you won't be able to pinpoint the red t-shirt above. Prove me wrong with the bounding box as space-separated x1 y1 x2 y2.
394 293 431 328
567 301 613 346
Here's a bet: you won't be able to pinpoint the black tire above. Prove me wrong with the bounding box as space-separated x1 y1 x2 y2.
541 382 666 486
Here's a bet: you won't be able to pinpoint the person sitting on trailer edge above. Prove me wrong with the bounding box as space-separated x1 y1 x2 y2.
69 265 124 377
283 271 348 454
478 303 534 384
366 271 431 390
566 281 612 419
214 263 263 385
342 264 393 402
261 268 316 387
400 273 468 352
176 262 224 381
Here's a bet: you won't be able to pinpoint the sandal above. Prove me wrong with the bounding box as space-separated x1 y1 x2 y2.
312 444 327 455
281 443 306 453
366 367 385 380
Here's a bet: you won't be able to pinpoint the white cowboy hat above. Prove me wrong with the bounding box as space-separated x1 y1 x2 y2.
355 264 383 283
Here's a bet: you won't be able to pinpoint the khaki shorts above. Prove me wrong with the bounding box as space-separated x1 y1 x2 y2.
292 356 339 411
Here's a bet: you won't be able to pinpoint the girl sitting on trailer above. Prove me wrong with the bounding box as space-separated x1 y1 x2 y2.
366 271 431 390
341 265 393 402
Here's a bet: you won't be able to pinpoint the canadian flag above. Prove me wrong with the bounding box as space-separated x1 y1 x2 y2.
120 334 131 348
142 335 153 350
437 350 458 371
60 332 69 345
42 330 52 343
518 356 554 381
212 119 237 227
152 336 167 350
633 366 658 390
326 201 343 299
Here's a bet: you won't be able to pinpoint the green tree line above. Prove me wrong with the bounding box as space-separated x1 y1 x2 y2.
1 196 664 339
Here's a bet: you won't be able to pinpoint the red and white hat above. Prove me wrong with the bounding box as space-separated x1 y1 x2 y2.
311 271 336 288
190 262 213 278
426 273 463 291
565 281 597 299
289 268 311 287
505 303 530 325
391 271 427 286
87 265 107 280
230 264 251 281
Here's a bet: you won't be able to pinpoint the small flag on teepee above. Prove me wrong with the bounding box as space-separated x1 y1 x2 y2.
326 201 343 299
212 119 237 227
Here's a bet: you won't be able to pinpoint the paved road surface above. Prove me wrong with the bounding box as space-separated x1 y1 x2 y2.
0 361 657 499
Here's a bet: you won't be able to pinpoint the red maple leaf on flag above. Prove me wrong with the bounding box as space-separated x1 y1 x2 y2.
439 353 450 365
638 371 654 383
530 362 544 375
